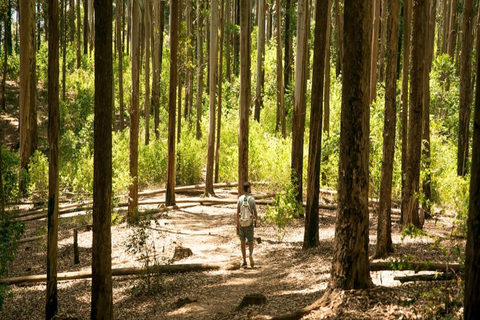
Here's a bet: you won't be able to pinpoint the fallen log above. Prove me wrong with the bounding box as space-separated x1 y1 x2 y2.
369 261 462 273
138 182 240 197
393 273 458 283
0 263 229 285
19 235 44 243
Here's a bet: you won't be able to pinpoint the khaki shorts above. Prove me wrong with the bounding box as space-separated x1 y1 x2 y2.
238 225 254 243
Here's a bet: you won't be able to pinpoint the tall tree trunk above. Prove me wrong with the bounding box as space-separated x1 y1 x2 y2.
275 0 286 138
304 0 328 249
370 0 381 103
458 0 474 177
154 0 165 139
196 0 204 140
92 0 113 318
166 0 179 206
378 0 387 82
447 0 457 57
330 0 373 290
62 0 67 101
1 23 8 111
323 0 332 136
128 0 140 218
4 0 13 56
226 0 231 82
291 0 310 204
254 0 265 122
400 0 411 224
215 0 225 184
127 0 131 55
76 0 81 68
45 0 59 317
88 0 94 52
84 0 88 54
334 0 344 75
70 0 75 43
0 139 4 220
375 0 399 259
402 0 427 228
284 0 293 92
464 16 480 318
441 0 449 54
185 0 194 121
205 0 218 196
19 0 33 192
29 0 37 157
116 0 124 130
144 0 151 145
238 0 251 195
234 0 240 76
177 52 182 144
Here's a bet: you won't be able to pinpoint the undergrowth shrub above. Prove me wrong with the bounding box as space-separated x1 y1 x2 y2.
27 151 49 201
1 148 20 202
176 131 205 186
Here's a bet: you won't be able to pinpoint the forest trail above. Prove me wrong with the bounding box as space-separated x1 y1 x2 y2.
0 188 465 319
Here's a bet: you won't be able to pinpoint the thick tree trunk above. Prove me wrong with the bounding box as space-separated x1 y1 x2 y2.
166 0 179 206
205 0 218 196
76 0 81 68
291 0 310 204
128 0 140 218
238 0 251 195
116 0 124 130
323 0 332 136
284 0 293 92
91 0 113 318
370 0 381 102
375 0 399 259
464 17 480 318
196 0 204 140
402 0 427 228
144 0 151 145
215 0 225 184
458 0 474 177
304 0 328 249
330 0 373 290
254 0 265 122
275 0 285 138
400 0 411 224
83 0 88 54
45 0 59 317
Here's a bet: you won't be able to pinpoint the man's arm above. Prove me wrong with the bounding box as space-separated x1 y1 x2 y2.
236 205 240 232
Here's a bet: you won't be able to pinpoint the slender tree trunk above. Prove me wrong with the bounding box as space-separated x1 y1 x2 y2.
76 0 81 68
275 0 285 138
144 0 151 145
215 0 225 184
185 0 194 122
88 0 94 52
378 0 387 82
166 0 179 206
116 0 124 130
205 0 218 196
226 0 231 82
91 0 113 318
5 0 13 56
0 140 4 220
323 0 332 136
304 0 328 249
1 25 7 111
402 0 427 228
127 0 131 55
196 0 204 140
400 0 411 223
128 0 140 218
254 0 265 122
62 0 66 101
442 0 449 54
370 0 381 103
375 0 399 259
284 0 293 92
238 0 251 195
291 0 310 203
464 16 480 318
29 0 37 157
234 0 240 76
330 0 373 290
84 0 88 54
334 0 344 75
45 0 59 317
458 0 474 176
154 0 165 139
177 52 182 144
447 0 457 57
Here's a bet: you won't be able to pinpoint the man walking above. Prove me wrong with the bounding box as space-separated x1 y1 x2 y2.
236 182 258 268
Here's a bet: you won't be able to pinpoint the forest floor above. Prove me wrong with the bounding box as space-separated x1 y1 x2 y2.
0 187 466 320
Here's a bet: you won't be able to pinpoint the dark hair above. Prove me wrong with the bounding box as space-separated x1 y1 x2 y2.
243 182 251 192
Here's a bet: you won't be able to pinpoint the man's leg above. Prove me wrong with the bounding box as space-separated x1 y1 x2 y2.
241 240 247 264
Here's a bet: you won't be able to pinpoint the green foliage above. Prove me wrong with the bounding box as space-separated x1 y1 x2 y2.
0 217 25 311
1 147 20 202
265 181 304 239
176 131 205 186
401 223 430 240
27 151 49 201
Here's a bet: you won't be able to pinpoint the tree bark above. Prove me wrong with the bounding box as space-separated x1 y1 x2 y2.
375 0 399 259
291 0 310 204
196 0 204 140
400 0 411 224
88 0 94 52
215 0 225 184
378 0 387 82
1 22 7 111
446 0 457 57
185 0 194 122
128 0 140 218
284 0 293 92
144 0 151 145
76 0 81 69
69 0 75 43
83 0 88 55
323 0 332 137
254 0 265 122
166 0 180 206
334 0 344 75
275 0 286 138
441 0 449 54
154 0 165 139
226 0 231 82
116 0 125 130
45 0 59 317
238 0 251 195
62 0 67 101
458 0 474 177
91 0 113 318
369 0 380 102
330 0 373 290
402 0 427 228
304 0 328 249
464 15 480 318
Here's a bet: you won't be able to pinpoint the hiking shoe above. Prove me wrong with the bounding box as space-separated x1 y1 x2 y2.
249 255 254 268
241 262 247 268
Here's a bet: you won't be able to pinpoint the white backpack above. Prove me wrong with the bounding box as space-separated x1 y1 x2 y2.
239 196 253 227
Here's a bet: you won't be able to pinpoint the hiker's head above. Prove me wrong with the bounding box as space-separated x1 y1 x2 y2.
243 182 251 193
